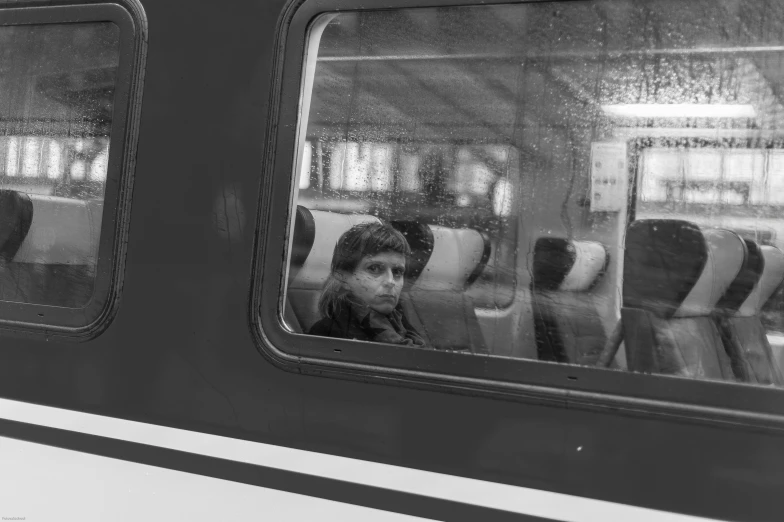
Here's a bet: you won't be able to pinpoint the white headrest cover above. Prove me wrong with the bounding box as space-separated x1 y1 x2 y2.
559 240 606 291
13 195 101 265
290 210 380 289
738 245 784 316
674 229 744 317
411 226 485 292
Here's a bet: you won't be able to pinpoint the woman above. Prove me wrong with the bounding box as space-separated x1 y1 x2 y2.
309 221 427 347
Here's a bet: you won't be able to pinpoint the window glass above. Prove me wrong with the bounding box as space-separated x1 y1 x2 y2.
0 23 119 308
284 0 784 386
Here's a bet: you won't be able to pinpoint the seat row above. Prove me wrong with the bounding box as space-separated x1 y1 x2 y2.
287 209 784 384
532 219 784 384
285 206 491 352
622 219 784 384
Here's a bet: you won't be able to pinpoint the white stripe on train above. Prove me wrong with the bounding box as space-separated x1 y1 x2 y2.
0 397 721 522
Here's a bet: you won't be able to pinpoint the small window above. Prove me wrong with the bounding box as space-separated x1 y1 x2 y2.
0 5 143 334
263 0 784 402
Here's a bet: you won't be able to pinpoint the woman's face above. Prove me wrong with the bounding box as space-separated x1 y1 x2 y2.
344 251 406 315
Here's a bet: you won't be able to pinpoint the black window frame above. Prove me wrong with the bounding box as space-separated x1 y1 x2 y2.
0 0 146 339
252 0 784 431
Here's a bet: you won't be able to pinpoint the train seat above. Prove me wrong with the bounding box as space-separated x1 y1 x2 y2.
13 194 102 265
287 209 491 350
531 237 608 365
285 207 380 333
622 220 744 380
0 189 33 261
391 221 490 352
0 190 102 306
716 239 784 384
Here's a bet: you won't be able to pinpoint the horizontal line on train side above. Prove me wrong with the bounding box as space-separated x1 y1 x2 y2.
613 128 784 139
0 418 521 522
318 46 784 62
0 434 437 522
0 397 721 522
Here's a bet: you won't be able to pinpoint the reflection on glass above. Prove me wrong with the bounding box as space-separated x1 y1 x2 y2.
284 0 784 386
0 23 120 308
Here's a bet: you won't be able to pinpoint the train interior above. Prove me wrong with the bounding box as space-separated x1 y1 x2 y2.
282 0 784 385
0 23 117 308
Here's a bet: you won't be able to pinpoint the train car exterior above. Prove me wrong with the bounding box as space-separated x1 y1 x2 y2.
1 0 784 520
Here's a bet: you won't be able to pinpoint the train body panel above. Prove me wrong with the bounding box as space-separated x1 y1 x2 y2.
0 0 783 520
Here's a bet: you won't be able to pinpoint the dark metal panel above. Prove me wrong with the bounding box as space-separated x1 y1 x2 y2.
0 1 780 522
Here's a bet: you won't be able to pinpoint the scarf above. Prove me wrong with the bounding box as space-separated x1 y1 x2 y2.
347 301 427 347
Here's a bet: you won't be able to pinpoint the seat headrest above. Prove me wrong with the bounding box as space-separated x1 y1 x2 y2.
0 189 33 261
390 221 433 284
289 206 316 285
716 238 763 315
624 220 744 318
12 194 100 265
533 238 608 292
407 225 489 292
738 245 784 316
288 209 380 289
674 228 745 317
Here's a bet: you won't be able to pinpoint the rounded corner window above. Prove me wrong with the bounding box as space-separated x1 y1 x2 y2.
0 2 145 338
256 0 784 423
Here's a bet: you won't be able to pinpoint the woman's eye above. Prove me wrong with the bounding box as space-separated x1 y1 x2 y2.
367 264 383 274
392 268 404 278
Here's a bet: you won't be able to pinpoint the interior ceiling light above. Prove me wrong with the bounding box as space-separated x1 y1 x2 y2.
601 104 757 118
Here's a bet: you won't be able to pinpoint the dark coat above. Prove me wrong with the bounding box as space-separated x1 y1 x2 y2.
309 302 427 347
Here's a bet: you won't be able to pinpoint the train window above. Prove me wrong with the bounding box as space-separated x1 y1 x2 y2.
262 0 784 398
0 5 143 335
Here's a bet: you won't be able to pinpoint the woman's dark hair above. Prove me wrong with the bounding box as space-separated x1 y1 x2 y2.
318 221 411 319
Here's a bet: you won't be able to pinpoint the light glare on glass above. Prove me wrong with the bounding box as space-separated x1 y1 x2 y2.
5 137 18 177
602 104 757 119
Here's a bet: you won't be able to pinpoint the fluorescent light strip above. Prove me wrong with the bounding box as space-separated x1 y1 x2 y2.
602 104 756 119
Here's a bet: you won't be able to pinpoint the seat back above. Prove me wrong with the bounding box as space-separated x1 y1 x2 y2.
716 240 784 384
285 207 380 332
622 220 743 379
14 195 102 265
391 221 490 352
738 245 784 317
532 237 608 365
